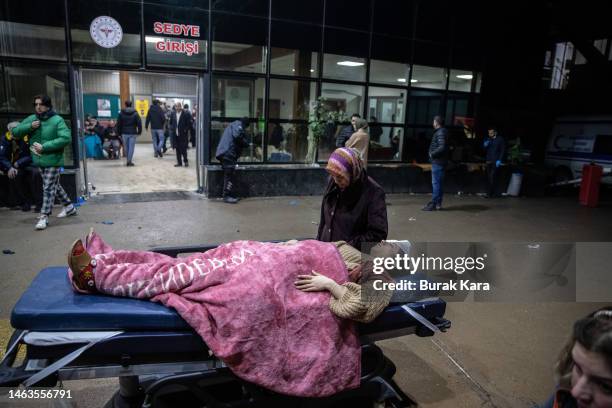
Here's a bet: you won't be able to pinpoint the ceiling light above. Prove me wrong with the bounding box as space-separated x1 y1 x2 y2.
456 74 473 79
310 69 315 72
145 36 163 43
337 61 364 67
292 69 295 72
411 79 418 83
397 78 406 83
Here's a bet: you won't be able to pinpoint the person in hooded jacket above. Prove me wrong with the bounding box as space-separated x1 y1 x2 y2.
215 118 250 204
12 95 75 230
317 147 388 251
116 100 142 167
0 121 33 211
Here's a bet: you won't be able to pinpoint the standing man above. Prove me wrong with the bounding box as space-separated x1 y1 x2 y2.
145 99 166 158
116 100 142 167
336 113 361 148
215 118 250 204
483 126 506 198
423 115 448 211
12 95 76 230
169 102 192 167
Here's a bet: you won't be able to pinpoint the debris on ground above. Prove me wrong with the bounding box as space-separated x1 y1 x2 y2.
2 249 15 255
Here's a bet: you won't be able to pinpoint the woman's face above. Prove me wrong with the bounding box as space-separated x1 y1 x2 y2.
570 342 612 408
331 173 349 190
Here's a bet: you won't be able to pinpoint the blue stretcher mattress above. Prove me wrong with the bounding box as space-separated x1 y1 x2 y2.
11 267 447 337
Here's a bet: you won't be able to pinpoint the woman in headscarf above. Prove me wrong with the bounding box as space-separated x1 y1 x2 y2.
316 147 388 252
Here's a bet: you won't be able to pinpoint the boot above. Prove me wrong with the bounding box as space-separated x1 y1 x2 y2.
67 239 97 294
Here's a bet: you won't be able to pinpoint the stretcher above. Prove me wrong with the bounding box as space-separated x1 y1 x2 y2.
0 243 451 408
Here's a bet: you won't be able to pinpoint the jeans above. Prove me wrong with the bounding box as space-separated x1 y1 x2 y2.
486 162 499 197
123 134 137 163
431 162 445 207
151 129 165 154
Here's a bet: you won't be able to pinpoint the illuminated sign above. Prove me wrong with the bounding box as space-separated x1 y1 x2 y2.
152 22 200 57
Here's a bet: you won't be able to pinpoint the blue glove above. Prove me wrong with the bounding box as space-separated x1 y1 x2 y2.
495 160 502 168
483 139 490 148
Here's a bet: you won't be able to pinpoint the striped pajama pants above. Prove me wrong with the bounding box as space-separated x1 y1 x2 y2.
41 167 72 215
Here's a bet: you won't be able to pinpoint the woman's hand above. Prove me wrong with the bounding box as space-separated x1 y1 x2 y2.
295 270 334 292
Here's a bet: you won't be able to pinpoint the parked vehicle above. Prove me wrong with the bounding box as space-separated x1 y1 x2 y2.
545 116 612 185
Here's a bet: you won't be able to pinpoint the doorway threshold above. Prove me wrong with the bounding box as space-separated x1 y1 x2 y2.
88 191 203 205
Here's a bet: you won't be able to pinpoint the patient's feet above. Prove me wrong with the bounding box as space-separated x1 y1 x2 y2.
68 239 97 294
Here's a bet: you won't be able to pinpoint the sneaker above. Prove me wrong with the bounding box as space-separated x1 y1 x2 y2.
35 215 48 230
223 196 239 204
184 162 189 167
159 152 163 158
57 204 78 218
435 205 443 211
421 203 436 211
67 239 97 294
174 163 182 167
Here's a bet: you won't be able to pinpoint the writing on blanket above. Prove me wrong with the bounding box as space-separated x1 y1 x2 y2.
103 248 255 298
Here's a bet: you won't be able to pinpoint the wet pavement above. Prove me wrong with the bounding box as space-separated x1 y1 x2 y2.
0 193 611 407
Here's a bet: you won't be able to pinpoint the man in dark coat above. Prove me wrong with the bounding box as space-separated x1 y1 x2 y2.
169 102 193 167
145 99 167 158
215 118 250 203
335 114 361 148
116 101 142 166
423 115 448 211
483 126 506 198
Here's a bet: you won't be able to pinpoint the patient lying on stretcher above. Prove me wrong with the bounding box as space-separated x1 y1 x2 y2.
67 229 397 323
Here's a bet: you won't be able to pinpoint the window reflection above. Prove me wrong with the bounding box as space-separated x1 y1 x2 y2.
212 13 267 73
370 60 410 85
410 65 447 90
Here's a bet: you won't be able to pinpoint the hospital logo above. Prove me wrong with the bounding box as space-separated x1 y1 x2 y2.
90 16 123 49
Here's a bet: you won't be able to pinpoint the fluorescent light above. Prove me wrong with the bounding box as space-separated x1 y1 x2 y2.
145 36 163 43
410 79 418 83
337 61 364 67
310 69 315 72
292 69 295 72
456 74 473 79
397 78 406 83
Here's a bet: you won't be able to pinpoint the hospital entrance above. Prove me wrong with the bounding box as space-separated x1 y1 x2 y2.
79 70 200 195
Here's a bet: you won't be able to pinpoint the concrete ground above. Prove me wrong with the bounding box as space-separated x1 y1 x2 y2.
0 193 611 407
87 140 198 194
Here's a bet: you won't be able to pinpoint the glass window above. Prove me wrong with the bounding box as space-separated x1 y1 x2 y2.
413 41 449 69
367 87 406 125
266 122 310 163
212 13 267 73
144 5 208 70
370 60 410 85
404 127 434 163
211 120 263 163
0 0 67 61
323 29 368 82
410 65 447 90
445 94 475 138
373 0 414 37
448 69 473 92
272 0 323 24
321 83 364 117
3 62 70 115
407 90 444 126
212 0 268 17
69 0 142 66
270 21 320 77
269 79 317 120
475 72 482 93
370 127 404 161
593 135 612 156
325 0 370 31
211 76 265 119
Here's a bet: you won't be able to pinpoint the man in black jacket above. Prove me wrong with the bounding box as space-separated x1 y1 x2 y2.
0 122 34 211
145 99 166 158
483 126 506 197
423 115 448 211
169 102 193 167
116 101 142 167
335 113 361 148
215 118 250 203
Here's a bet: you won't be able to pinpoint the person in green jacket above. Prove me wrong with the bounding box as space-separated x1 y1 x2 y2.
12 95 77 230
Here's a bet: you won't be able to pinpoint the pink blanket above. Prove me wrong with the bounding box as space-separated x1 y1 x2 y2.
85 234 361 397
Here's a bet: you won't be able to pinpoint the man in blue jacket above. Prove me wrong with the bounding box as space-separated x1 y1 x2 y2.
423 116 448 211
483 126 506 198
215 118 250 204
0 122 33 211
